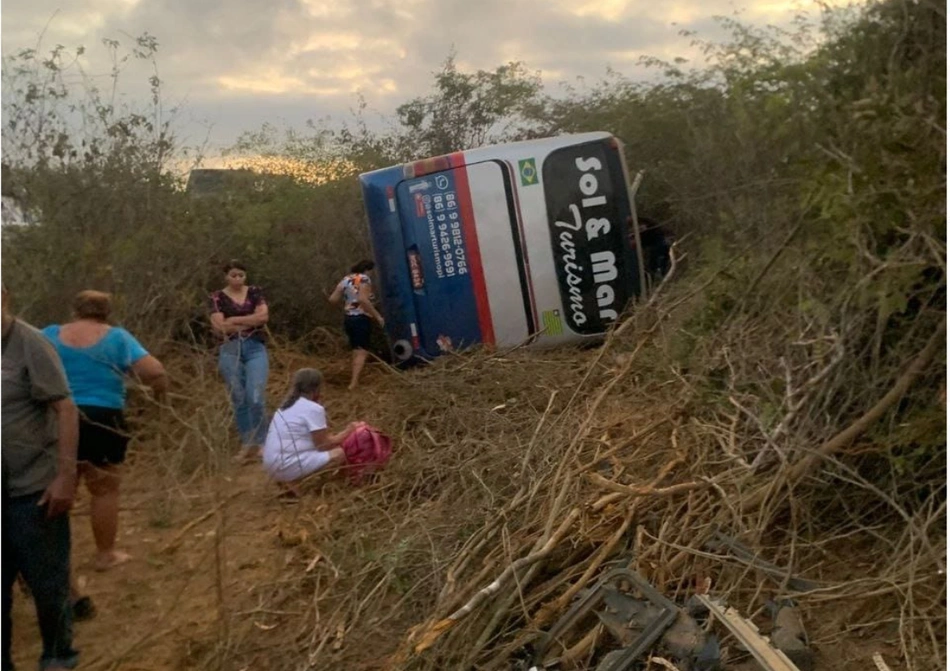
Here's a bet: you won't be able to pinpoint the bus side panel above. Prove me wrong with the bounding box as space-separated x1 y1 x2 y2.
395 170 484 357
359 168 422 362
397 160 533 353
465 161 531 348
501 154 577 348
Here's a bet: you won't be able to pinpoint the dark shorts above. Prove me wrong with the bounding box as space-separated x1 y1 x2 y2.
343 315 373 350
77 406 130 466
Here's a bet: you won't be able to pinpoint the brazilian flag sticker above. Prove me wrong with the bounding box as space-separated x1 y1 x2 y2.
518 158 538 186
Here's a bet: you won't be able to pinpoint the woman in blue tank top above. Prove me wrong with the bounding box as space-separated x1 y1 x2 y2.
43 291 167 573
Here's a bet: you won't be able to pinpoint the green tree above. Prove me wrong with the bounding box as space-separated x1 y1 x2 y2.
393 54 542 157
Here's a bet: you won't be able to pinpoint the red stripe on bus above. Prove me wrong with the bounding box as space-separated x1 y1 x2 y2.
449 152 496 346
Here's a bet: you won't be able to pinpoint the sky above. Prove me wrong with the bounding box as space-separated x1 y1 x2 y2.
1 0 840 154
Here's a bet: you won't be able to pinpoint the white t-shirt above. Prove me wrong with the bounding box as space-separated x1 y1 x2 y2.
263 397 329 480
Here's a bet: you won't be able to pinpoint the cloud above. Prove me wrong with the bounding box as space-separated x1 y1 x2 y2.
2 0 839 148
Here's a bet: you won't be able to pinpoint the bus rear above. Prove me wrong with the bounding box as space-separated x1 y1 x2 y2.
359 132 640 363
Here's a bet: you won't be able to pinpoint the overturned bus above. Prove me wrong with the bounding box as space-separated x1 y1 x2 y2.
359 132 648 363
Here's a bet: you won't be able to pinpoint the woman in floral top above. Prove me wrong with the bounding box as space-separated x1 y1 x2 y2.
329 259 385 390
209 260 270 462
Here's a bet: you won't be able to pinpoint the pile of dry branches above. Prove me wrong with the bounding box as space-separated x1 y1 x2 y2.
167 257 941 670
102 234 945 671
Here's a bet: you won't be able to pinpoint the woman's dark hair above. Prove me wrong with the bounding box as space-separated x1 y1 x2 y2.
350 259 375 274
223 260 247 274
279 368 324 410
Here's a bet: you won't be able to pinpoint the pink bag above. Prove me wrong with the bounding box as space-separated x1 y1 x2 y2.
340 422 392 484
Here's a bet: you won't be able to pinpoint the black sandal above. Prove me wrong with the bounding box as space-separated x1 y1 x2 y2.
72 596 97 622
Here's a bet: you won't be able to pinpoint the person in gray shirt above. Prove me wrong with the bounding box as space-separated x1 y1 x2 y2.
2 284 80 671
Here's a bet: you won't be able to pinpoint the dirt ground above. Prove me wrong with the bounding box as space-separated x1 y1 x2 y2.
9 471 908 671
10 451 293 670
9 455 901 671
7 359 918 671
10 359 365 671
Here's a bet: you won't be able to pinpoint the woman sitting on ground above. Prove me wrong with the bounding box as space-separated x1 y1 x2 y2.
262 368 357 493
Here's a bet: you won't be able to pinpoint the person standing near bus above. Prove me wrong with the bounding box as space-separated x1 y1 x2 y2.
2 283 81 671
209 260 270 463
329 260 385 391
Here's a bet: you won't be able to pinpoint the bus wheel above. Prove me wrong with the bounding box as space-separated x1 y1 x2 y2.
392 339 413 362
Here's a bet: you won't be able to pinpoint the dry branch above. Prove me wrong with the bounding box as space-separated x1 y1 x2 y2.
158 490 244 555
411 508 581 654
742 321 946 512
587 474 709 498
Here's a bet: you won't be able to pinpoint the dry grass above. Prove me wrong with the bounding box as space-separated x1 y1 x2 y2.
12 245 939 671
40 270 943 671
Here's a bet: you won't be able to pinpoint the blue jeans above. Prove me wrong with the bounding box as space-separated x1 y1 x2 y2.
3 491 78 671
218 338 269 448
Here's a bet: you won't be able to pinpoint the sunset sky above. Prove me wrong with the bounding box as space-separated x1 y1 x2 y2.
1 0 847 151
